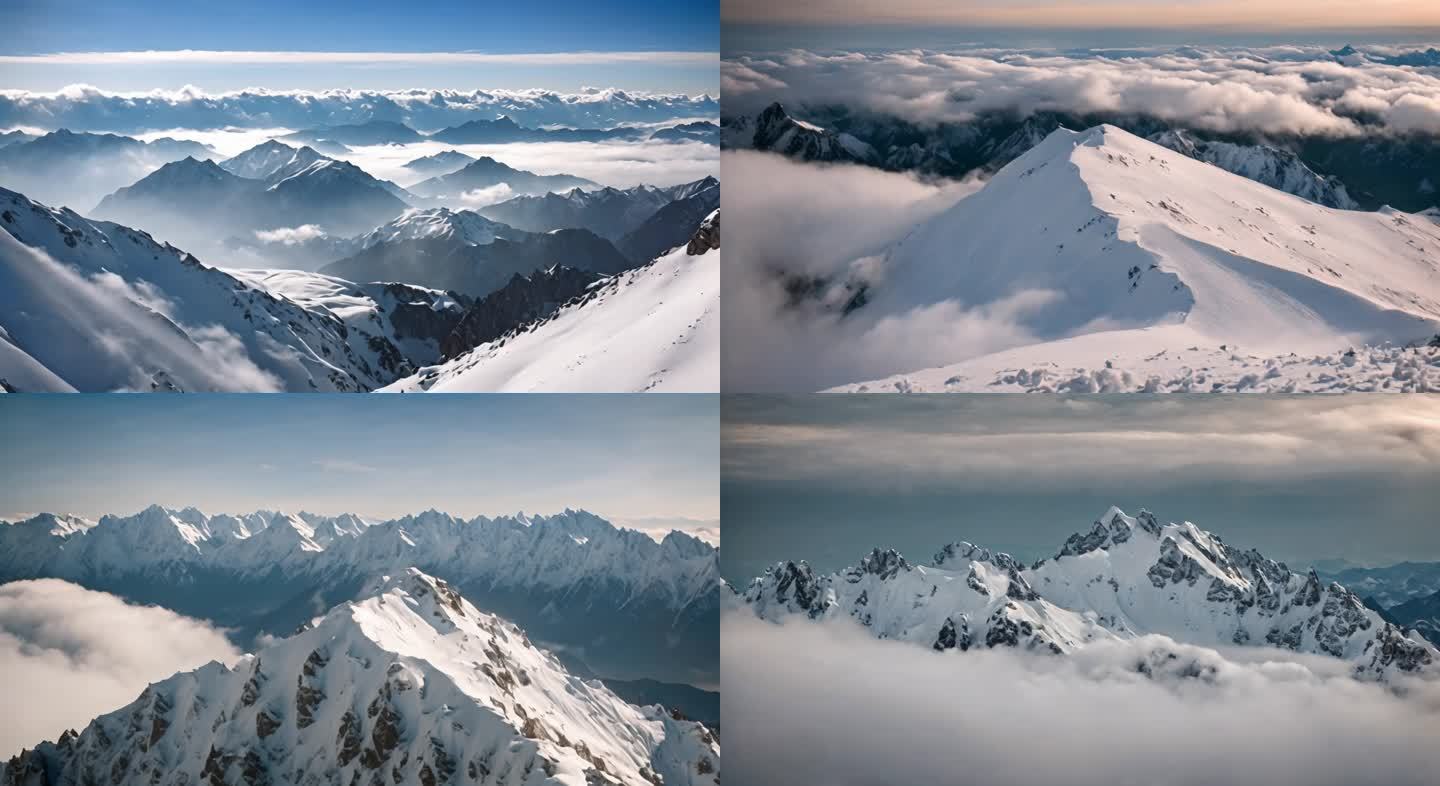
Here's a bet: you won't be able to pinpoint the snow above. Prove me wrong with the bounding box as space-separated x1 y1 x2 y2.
825 125 1440 393
383 241 719 393
10 569 719 786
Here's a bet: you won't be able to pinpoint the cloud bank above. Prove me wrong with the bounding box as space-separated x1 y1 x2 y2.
0 579 240 755
0 85 718 134
723 45 1440 137
723 611 1440 786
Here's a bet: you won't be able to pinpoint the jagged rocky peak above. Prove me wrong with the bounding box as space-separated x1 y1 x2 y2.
686 210 719 255
739 506 1438 682
2 567 720 786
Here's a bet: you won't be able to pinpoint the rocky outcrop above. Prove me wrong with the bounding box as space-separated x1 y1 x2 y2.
438 266 602 361
686 210 719 255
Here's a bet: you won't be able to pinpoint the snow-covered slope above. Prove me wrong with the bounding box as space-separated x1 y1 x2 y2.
0 187 420 392
738 507 1437 682
383 212 718 392
225 269 466 366
828 125 1440 393
0 506 721 684
3 569 719 786
1149 130 1358 210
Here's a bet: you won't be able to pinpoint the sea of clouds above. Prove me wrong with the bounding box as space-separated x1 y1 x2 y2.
723 44 1440 137
723 609 1440 786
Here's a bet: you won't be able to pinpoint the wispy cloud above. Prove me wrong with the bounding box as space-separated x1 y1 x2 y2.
313 459 380 474
0 50 719 67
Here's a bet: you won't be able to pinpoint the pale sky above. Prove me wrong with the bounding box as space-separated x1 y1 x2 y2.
0 395 718 527
722 395 1440 584
723 0 1440 28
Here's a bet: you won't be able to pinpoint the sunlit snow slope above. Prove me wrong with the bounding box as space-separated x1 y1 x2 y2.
3 569 720 786
830 125 1440 393
384 212 719 393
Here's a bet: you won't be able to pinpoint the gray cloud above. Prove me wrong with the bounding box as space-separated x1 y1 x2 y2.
723 395 1440 489
723 610 1440 786
723 46 1440 137
0 579 240 755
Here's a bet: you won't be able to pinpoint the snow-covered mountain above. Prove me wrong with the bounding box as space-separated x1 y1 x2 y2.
349 207 520 251
383 211 719 392
826 125 1440 393
0 506 720 684
737 507 1437 681
218 140 327 181
0 187 430 392
401 149 478 178
723 103 874 163
2 569 719 786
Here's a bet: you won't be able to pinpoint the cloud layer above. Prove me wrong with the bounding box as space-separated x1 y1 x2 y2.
0 579 240 755
723 45 1440 137
723 611 1440 786
0 85 718 133
722 394 1440 490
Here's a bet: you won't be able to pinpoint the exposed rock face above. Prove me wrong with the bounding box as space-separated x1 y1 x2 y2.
438 266 603 361
686 210 720 255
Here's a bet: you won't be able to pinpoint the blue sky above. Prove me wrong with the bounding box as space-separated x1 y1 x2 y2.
0 395 718 526
721 395 1440 585
3 0 719 93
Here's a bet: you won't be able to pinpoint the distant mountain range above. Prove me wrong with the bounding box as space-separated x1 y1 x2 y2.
0 506 720 686
0 129 215 211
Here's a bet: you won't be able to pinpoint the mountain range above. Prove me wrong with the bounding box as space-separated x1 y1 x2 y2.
408 157 597 200
0 506 720 686
734 506 1437 681
2 568 720 786
815 125 1440 393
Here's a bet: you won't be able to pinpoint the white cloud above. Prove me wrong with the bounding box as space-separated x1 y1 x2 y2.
722 610 1440 786
253 225 328 246
724 47 1440 136
313 459 380 474
0 579 241 755
459 184 517 207
0 50 719 67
